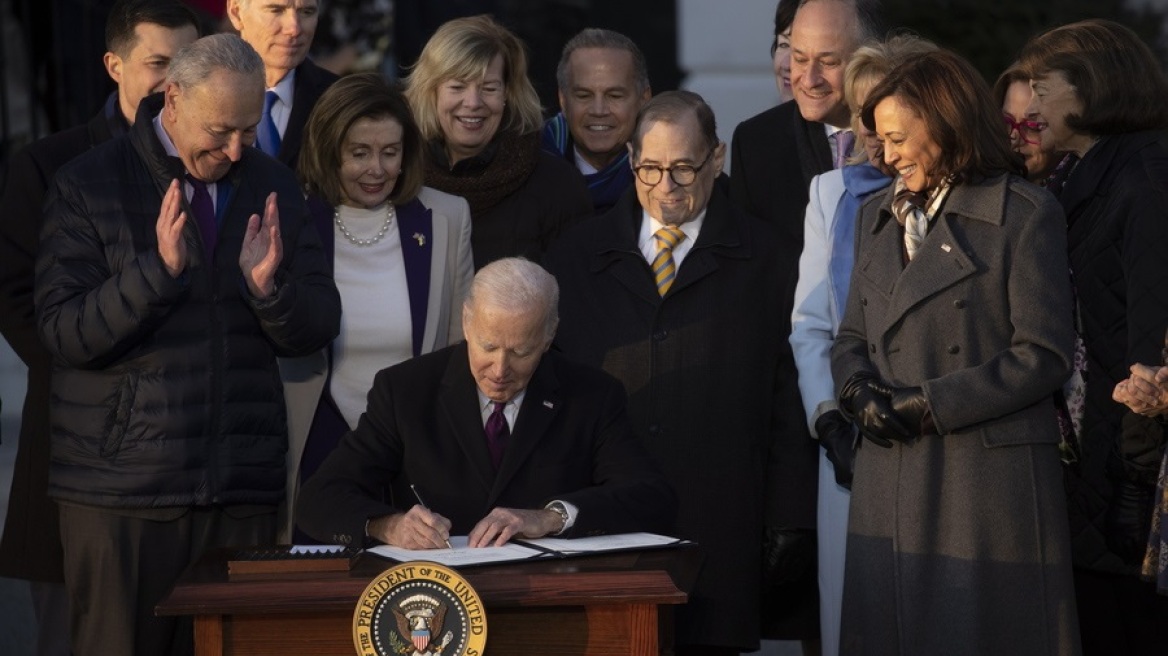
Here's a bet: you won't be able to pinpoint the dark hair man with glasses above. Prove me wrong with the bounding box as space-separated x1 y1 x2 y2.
544 90 809 656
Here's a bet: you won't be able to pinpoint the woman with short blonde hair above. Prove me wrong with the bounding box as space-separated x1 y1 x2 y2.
404 15 592 269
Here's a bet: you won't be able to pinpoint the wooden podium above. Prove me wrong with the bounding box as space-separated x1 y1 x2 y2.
156 545 701 656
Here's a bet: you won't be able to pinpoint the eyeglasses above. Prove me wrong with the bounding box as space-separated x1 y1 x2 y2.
633 149 715 187
1002 115 1045 146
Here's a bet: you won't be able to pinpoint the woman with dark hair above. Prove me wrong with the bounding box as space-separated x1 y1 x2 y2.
992 63 1074 186
405 15 593 269
278 72 474 542
830 49 1080 655
1019 18 1168 652
769 0 800 103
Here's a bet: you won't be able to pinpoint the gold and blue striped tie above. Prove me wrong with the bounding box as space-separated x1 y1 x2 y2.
652 226 685 296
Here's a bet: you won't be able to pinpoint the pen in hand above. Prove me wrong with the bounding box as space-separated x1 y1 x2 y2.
410 484 453 549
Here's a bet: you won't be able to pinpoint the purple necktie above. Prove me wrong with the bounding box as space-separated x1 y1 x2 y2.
186 175 217 261
484 402 509 469
833 130 855 170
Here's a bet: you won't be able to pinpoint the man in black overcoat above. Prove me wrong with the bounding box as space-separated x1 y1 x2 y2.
545 90 815 655
228 0 339 169
729 0 880 248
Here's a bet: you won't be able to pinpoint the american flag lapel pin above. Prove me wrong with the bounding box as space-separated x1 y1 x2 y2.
543 400 554 409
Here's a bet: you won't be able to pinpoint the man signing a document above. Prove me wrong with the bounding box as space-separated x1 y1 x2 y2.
296 258 677 549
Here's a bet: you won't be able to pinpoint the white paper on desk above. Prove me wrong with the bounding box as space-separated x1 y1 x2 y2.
366 535 546 567
519 532 685 554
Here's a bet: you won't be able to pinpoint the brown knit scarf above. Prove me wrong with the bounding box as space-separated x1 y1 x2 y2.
424 130 540 216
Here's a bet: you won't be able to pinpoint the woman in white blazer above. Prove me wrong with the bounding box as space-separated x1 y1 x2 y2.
278 73 474 541
789 35 936 656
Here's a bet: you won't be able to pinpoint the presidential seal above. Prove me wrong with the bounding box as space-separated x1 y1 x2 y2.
353 562 487 656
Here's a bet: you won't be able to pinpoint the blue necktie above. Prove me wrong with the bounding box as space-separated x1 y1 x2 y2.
186 175 217 261
257 90 282 156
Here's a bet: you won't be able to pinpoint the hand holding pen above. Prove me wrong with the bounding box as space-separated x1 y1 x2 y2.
410 484 454 549
366 485 453 549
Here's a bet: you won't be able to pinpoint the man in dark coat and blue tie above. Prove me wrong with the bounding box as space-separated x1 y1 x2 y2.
228 0 338 169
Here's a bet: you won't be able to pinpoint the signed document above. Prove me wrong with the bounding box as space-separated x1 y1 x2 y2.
366 532 686 567
366 536 545 567
518 532 686 554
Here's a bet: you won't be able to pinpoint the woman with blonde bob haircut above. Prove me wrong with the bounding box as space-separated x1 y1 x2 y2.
405 15 592 269
279 72 474 543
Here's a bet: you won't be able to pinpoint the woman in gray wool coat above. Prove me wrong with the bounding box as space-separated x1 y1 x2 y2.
830 49 1081 656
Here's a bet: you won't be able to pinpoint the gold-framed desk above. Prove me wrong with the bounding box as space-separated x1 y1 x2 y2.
156 545 701 656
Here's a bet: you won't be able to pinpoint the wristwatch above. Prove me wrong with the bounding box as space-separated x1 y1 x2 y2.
545 501 570 535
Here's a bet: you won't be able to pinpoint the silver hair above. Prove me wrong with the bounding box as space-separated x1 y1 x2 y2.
555 28 650 95
167 33 264 91
463 258 559 342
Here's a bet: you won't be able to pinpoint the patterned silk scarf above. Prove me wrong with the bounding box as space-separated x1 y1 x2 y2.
889 176 951 260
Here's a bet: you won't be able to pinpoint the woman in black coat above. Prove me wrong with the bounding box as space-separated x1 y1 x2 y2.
404 15 593 270
1019 18 1168 654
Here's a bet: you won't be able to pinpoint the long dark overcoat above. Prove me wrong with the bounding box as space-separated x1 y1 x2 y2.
0 109 119 581
1057 132 1168 574
545 181 816 651
831 174 1081 656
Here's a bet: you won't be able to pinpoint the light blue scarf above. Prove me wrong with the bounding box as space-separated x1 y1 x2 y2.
830 162 893 317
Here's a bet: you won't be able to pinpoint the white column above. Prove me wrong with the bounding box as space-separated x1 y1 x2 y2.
678 0 782 172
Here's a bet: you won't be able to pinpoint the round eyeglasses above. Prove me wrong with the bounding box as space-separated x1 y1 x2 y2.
633 149 714 187
1002 115 1045 146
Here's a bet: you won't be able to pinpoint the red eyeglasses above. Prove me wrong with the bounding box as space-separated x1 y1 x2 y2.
1002 115 1045 146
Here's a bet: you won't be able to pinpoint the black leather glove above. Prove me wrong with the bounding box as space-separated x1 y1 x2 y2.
1105 480 1156 566
889 386 936 436
761 526 816 589
815 410 857 489
839 371 911 448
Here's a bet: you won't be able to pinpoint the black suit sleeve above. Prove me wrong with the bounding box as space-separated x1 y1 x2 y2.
556 376 678 537
296 366 405 545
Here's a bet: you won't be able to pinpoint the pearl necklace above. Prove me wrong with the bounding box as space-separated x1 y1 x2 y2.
334 202 395 246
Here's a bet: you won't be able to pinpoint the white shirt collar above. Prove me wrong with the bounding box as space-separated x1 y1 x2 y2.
476 389 525 430
572 146 601 175
269 69 296 106
637 208 706 268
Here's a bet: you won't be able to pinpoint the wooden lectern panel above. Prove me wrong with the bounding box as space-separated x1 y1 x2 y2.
161 547 702 656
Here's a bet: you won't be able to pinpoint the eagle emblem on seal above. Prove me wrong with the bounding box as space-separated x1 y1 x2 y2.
392 594 454 655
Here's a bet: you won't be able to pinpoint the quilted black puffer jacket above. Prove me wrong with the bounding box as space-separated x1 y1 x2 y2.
1060 131 1168 573
34 94 340 509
